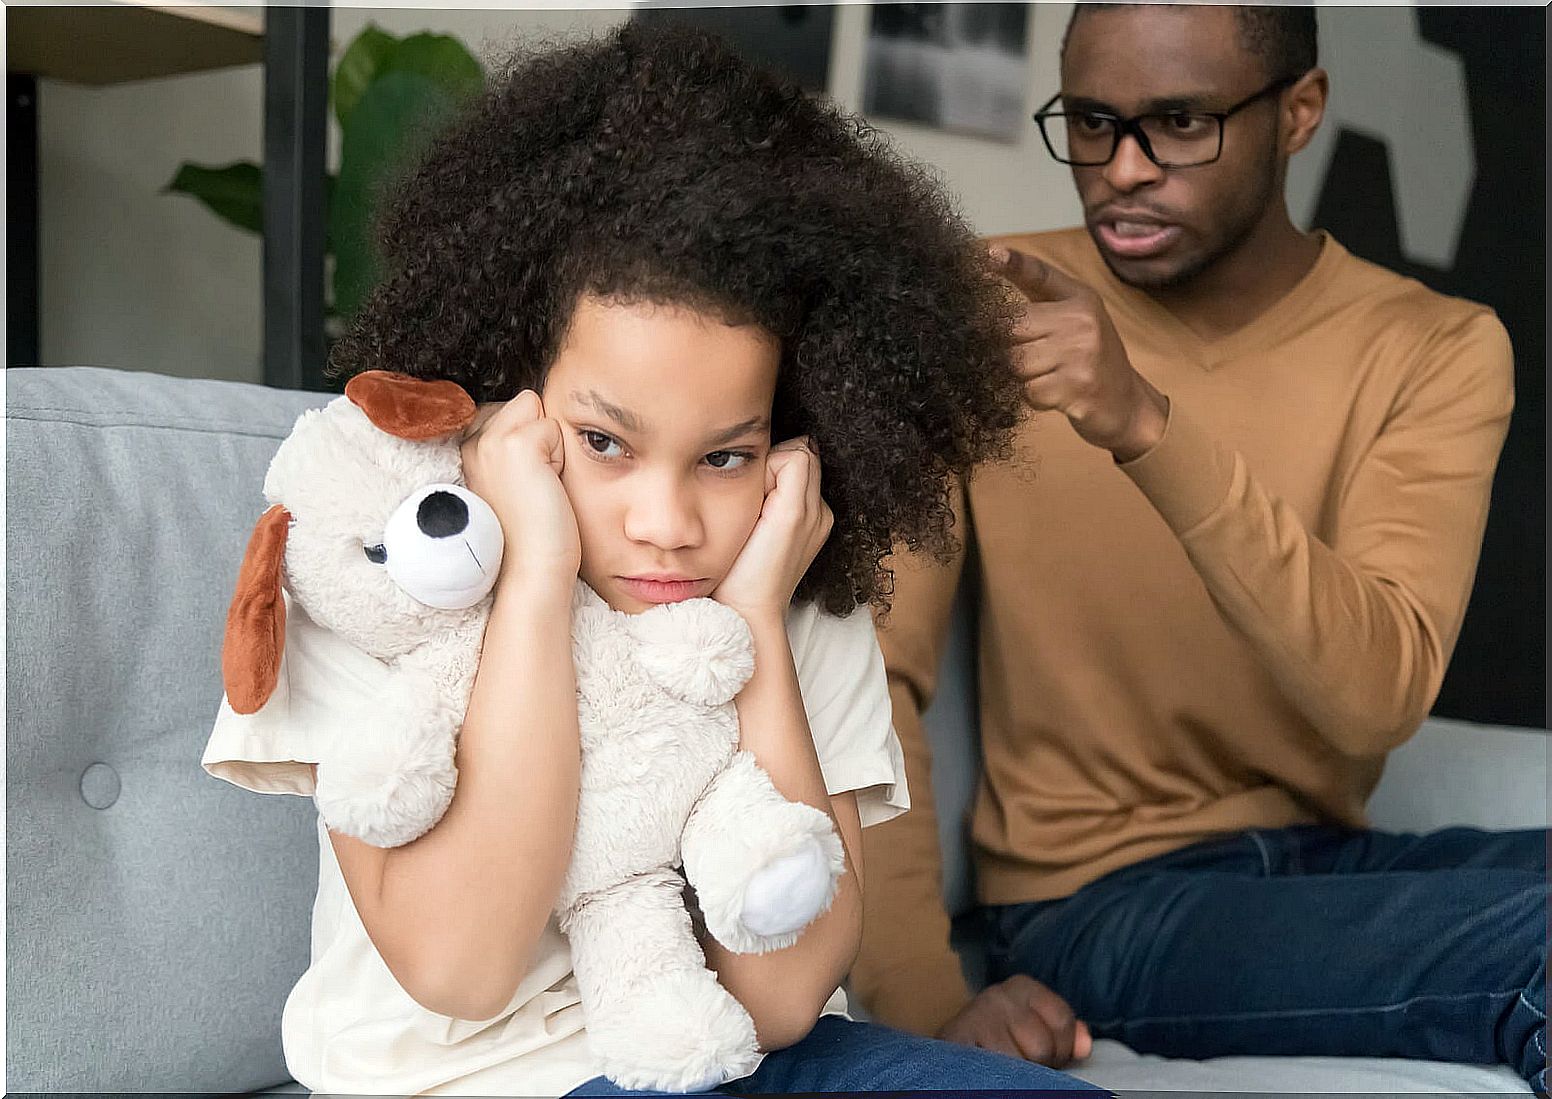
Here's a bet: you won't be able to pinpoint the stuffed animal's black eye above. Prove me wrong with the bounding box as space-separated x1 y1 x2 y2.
364 543 388 565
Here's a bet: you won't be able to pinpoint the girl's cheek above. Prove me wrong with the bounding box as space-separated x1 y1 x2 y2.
736 477 766 537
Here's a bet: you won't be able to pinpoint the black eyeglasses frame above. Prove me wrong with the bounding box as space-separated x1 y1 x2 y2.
1032 75 1302 168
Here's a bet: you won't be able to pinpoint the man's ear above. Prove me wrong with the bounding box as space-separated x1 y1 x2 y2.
345 370 478 440
223 505 290 714
1283 67 1329 157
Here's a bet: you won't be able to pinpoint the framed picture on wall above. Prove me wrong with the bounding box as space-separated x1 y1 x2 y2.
632 1 836 93
862 2 1029 141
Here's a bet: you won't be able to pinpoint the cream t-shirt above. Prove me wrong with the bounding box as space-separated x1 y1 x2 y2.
203 596 909 1097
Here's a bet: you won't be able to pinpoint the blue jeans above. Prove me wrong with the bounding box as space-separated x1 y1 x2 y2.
983 825 1547 1092
565 1015 1105 1095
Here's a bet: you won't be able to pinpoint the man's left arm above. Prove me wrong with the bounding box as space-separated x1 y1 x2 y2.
1122 310 1514 756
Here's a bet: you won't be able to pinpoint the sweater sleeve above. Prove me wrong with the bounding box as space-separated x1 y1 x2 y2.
849 480 975 1036
1120 308 1514 757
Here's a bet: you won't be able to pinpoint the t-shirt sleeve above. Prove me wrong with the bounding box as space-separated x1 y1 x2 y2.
789 603 911 828
202 596 396 797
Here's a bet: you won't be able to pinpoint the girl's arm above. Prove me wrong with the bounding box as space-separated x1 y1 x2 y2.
708 437 861 1050
329 393 583 1021
699 611 866 1051
329 578 577 1020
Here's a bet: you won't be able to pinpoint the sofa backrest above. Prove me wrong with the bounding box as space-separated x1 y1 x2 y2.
7 367 330 1092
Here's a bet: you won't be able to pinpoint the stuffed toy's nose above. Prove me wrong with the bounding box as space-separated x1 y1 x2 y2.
375 483 504 610
417 491 469 538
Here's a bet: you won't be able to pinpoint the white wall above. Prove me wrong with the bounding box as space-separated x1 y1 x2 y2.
36 6 627 383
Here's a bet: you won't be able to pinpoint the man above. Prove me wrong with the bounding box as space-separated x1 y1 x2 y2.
851 5 1545 1091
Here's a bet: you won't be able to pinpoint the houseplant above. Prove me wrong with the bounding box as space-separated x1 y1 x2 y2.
166 24 485 331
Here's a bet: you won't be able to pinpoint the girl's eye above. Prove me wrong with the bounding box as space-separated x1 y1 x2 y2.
580 430 624 459
704 450 752 471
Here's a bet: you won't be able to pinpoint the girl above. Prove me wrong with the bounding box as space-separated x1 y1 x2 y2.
205 23 1103 1097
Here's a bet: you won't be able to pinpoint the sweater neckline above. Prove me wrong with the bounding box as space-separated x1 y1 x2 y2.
1097 230 1345 371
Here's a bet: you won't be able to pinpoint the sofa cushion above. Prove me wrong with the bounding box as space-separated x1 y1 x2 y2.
1071 1038 1529 1092
6 367 330 1092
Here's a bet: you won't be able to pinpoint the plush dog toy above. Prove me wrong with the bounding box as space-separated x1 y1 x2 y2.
221 371 846 1091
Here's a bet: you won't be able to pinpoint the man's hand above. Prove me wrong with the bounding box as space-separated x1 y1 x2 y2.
989 244 1169 463
937 975 1094 1068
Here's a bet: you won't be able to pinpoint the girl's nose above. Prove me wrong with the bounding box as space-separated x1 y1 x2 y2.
623 477 703 550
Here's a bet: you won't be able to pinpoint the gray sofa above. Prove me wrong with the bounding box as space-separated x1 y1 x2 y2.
7 366 1544 1094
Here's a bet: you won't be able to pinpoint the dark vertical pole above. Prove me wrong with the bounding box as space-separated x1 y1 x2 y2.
8 75 40 367
262 3 330 390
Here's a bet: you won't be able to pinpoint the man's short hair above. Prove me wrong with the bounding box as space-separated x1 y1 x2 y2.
1063 4 1319 83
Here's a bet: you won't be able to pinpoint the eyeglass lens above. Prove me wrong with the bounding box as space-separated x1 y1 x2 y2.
1044 112 1222 167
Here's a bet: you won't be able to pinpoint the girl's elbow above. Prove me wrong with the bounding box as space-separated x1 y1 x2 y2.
399 962 519 1022
754 969 847 1052
384 937 530 1021
755 1001 824 1054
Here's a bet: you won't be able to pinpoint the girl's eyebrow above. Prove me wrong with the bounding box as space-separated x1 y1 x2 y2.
572 389 767 447
706 418 770 447
573 389 644 433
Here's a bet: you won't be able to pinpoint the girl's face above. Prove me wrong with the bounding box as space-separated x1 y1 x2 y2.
540 294 779 615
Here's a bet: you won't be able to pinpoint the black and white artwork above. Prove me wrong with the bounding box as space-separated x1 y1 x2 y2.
632 2 836 93
862 3 1029 142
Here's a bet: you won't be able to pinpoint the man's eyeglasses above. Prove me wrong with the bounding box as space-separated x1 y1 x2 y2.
1032 76 1300 168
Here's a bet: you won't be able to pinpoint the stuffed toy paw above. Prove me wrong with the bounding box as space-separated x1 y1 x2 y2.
310 669 462 848
625 601 846 951
680 751 846 954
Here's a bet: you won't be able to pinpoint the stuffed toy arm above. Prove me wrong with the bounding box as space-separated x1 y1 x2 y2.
310 662 460 848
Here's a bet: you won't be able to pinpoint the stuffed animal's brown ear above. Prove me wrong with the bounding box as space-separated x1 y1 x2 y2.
223 505 290 715
344 370 477 440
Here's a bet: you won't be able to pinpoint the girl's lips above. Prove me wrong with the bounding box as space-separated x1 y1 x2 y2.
1094 219 1183 259
616 576 711 604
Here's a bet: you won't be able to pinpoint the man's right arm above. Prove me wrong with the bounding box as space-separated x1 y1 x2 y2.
851 479 974 1036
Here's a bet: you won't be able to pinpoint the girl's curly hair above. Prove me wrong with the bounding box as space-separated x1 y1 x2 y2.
329 21 1025 616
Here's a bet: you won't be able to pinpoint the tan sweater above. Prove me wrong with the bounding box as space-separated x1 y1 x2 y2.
851 227 1515 1037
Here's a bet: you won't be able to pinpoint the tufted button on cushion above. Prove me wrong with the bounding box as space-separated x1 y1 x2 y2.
79 762 121 809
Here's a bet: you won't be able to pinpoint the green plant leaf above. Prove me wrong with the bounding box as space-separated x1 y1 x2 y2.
163 161 264 234
332 23 398 130
330 70 456 320
383 32 485 100
163 162 340 257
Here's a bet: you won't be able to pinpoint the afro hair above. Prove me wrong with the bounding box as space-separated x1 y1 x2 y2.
328 21 1025 615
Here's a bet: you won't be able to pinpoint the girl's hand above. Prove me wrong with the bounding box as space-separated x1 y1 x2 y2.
713 437 833 625
460 390 580 587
